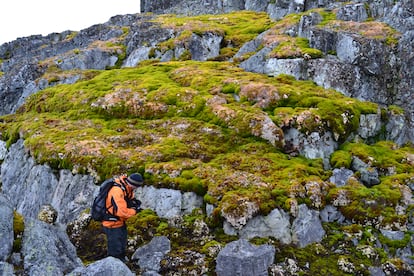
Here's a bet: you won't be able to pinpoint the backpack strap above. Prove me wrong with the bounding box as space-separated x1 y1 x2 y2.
104 183 125 221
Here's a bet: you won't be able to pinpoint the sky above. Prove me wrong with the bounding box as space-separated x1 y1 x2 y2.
0 0 140 44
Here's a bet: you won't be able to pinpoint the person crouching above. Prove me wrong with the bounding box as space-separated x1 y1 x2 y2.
102 173 143 262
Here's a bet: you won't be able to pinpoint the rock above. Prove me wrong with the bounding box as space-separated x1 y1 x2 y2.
223 208 292 244
320 205 346 223
264 58 307 80
22 219 83 275
0 140 7 160
68 256 134 276
351 157 380 187
380 229 405 241
284 128 337 167
1 139 97 224
239 47 272 74
50 170 97 224
358 113 382 139
136 186 203 219
0 262 14 276
0 195 13 261
336 3 368 22
123 46 151 67
132 236 171 274
216 239 275 276
182 192 204 215
292 204 325 248
187 33 222 61
368 266 386 276
329 168 354 187
245 0 269 12
57 48 119 71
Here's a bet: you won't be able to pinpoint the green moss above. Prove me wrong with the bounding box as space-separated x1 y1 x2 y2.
328 178 406 226
13 211 25 252
378 232 412 255
388 105 405 115
269 37 323 59
330 149 353 168
153 11 274 57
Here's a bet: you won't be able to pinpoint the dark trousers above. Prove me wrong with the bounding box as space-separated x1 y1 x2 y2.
103 224 127 261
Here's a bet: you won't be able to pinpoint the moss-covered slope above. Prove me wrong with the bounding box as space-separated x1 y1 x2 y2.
0 9 413 275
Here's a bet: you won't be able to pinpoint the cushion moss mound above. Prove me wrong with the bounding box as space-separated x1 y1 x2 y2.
1 60 413 226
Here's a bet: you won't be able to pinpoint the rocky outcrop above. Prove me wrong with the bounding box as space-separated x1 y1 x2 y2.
1 139 97 224
216 239 275 276
131 236 171 274
0 195 13 261
1 1 413 144
22 219 83 275
223 208 292 244
68 257 134 276
0 0 413 274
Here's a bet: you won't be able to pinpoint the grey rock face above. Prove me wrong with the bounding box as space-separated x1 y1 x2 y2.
0 262 14 276
56 49 119 71
1 140 54 218
329 168 354 187
292 204 325 248
358 113 382 139
51 170 96 224
0 195 14 261
0 140 6 160
264 58 307 79
336 3 368 22
245 0 269 12
320 205 346 223
188 33 223 61
216 239 275 276
0 61 44 116
1 140 97 223
123 46 151 67
68 256 134 276
136 185 203 218
132 236 171 273
22 219 83 275
223 208 292 244
351 157 380 187
142 0 245 15
240 47 272 74
283 128 337 167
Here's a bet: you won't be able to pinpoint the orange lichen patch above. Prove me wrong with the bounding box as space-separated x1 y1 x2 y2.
65 139 108 156
88 40 124 52
239 82 280 109
325 20 400 41
262 34 292 47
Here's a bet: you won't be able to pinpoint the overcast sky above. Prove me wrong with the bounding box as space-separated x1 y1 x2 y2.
0 0 140 44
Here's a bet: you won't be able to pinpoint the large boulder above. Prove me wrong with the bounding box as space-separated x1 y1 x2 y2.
136 186 203 218
132 236 171 274
68 256 134 276
22 219 83 275
216 239 275 276
223 208 292 244
292 204 325 248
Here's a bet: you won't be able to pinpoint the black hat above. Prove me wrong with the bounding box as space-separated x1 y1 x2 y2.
126 173 144 187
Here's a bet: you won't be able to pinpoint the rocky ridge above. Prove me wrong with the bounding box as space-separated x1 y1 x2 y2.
0 0 413 275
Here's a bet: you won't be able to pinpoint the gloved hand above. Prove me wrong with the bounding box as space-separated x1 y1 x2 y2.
128 198 142 212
